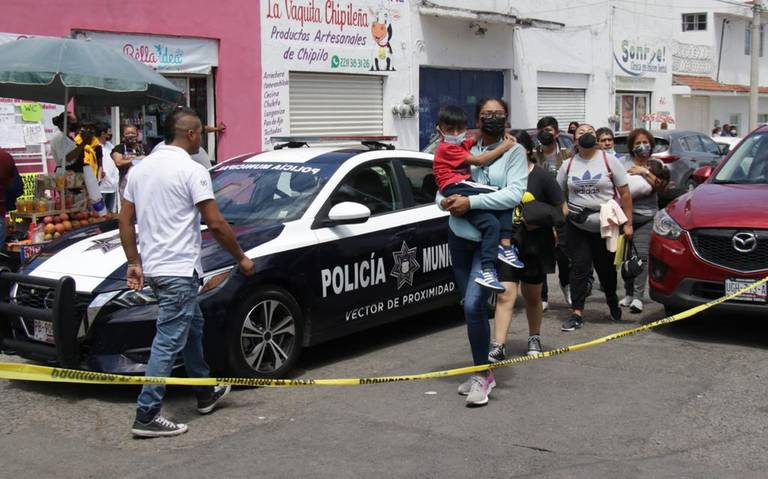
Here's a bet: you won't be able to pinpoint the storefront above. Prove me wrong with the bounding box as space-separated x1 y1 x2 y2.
0 1 262 161
260 0 413 149
612 36 673 132
71 31 219 157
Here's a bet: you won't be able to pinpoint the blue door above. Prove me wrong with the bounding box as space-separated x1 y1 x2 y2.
418 68 505 150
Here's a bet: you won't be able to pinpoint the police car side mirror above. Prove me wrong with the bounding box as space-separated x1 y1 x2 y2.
326 202 371 225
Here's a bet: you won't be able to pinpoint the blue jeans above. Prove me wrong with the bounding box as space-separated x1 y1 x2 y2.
442 183 513 270
102 192 116 213
0 219 6 246
448 232 491 366
136 274 212 422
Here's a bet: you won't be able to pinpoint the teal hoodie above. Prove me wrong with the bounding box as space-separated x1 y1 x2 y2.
437 139 529 242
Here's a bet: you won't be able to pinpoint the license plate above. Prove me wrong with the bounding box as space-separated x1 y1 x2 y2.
33 320 54 344
725 278 767 303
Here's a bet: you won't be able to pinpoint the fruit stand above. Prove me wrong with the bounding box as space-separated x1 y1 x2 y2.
5 172 112 261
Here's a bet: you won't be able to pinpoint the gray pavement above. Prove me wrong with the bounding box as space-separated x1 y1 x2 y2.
2 279 768 479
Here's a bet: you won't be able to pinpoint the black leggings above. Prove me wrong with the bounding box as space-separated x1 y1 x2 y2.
566 221 618 311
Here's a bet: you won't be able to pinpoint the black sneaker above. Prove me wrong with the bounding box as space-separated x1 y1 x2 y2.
197 385 231 415
488 342 506 363
561 314 583 332
131 415 188 438
609 304 622 322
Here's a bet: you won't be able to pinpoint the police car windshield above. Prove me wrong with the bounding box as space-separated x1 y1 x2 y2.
211 162 334 224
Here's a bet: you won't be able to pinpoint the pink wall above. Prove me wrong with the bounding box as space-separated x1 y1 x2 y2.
0 0 262 159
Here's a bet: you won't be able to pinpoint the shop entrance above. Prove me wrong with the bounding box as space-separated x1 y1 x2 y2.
616 92 651 131
418 67 504 150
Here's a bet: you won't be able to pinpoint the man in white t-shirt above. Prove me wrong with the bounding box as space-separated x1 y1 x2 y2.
50 112 82 171
96 123 118 212
119 108 255 438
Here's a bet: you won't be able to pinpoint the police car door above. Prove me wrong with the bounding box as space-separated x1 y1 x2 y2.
312 159 421 334
394 158 456 310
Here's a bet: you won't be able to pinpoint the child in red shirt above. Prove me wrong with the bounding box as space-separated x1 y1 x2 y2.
433 105 524 292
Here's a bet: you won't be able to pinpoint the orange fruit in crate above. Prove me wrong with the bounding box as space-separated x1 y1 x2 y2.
44 224 55 234
54 223 65 234
62 220 72 231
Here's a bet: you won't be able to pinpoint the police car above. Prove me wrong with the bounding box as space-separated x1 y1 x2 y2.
0 137 457 378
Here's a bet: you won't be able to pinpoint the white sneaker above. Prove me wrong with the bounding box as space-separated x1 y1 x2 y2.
619 296 633 308
560 285 572 306
466 372 496 406
630 298 643 313
457 373 496 396
542 301 549 312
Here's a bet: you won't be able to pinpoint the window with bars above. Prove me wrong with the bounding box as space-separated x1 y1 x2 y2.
744 25 765 56
682 13 707 32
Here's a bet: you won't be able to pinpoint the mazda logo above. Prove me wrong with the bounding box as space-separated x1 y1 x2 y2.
732 232 758 253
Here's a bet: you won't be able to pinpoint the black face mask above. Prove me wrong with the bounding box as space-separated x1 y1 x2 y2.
578 133 597 149
480 116 506 136
537 130 555 146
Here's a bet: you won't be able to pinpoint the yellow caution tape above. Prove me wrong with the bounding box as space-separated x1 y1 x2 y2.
1 277 766 387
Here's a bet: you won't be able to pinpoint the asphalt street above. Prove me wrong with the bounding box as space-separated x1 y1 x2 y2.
2 279 768 479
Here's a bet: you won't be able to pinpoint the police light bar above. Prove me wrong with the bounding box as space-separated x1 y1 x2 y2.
270 135 398 143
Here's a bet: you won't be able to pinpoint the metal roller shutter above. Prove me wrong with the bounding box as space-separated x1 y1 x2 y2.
537 88 586 126
289 72 384 138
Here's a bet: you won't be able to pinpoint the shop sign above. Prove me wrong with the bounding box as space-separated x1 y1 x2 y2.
76 31 219 75
260 0 410 148
262 0 409 74
614 37 669 78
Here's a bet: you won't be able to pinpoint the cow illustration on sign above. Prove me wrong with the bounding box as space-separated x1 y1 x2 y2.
370 5 399 71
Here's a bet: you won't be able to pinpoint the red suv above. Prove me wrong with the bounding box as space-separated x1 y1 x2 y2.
649 126 768 316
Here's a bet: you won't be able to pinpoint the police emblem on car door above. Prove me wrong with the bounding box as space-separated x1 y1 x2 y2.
312 161 422 331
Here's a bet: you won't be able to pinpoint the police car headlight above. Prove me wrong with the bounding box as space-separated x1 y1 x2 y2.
112 288 158 307
653 209 684 240
200 269 233 294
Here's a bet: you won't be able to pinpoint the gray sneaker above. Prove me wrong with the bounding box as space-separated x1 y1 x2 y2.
488 342 506 363
527 335 543 356
457 373 497 396
131 415 188 438
466 372 496 407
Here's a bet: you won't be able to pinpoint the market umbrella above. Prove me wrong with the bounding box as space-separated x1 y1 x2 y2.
0 36 183 106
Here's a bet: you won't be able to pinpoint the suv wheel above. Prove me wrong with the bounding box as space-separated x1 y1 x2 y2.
225 287 304 378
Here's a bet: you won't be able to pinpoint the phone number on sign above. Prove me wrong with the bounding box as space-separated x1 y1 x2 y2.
331 55 370 69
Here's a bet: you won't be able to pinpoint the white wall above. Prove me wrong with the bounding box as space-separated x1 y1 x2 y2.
715 16 768 87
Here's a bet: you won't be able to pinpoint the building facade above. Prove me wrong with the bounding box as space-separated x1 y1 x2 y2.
0 0 261 162
672 0 768 135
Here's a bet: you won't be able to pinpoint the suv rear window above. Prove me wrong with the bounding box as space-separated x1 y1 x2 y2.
614 135 670 155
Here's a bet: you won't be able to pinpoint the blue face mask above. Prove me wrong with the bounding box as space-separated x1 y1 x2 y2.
440 129 466 145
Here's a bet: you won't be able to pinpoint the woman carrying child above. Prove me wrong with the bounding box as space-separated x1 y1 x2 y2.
620 128 669 313
439 98 528 407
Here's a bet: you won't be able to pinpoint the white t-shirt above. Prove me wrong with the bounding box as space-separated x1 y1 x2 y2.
557 151 629 232
50 131 76 167
123 144 215 277
151 141 212 169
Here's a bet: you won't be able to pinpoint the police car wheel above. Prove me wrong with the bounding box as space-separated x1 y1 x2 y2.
226 287 304 378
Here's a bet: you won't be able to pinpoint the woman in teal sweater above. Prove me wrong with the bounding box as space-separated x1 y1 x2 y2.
440 97 528 406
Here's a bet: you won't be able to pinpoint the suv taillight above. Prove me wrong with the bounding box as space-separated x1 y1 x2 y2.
653 152 680 164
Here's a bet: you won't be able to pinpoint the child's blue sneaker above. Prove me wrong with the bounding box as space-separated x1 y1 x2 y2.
474 269 506 292
498 245 525 269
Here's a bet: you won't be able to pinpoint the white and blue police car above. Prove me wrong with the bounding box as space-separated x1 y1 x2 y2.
0 137 458 378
